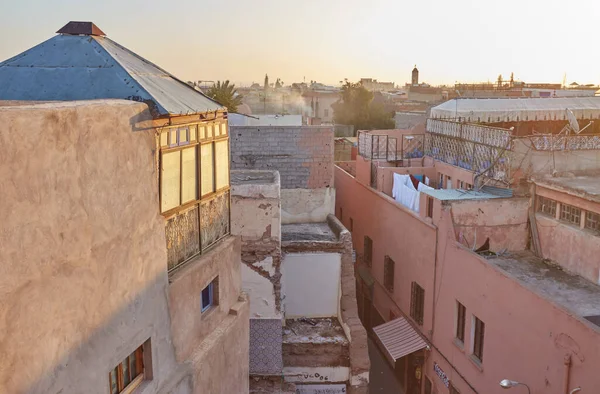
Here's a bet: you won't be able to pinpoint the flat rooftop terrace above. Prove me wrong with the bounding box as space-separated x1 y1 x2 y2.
281 223 337 242
488 251 600 329
534 175 600 204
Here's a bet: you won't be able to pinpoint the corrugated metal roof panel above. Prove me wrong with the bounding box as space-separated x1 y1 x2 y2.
481 185 513 197
95 37 222 115
0 34 223 116
373 317 429 364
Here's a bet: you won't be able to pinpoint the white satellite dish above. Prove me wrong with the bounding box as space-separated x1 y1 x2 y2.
566 108 580 133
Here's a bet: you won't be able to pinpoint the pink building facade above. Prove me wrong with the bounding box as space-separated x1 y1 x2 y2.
336 126 600 394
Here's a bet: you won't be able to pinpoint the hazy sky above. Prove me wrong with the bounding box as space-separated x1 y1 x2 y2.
1 0 599 87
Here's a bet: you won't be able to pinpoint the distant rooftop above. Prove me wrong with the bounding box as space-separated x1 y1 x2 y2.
488 251 600 329
534 175 600 204
431 97 600 123
0 22 223 117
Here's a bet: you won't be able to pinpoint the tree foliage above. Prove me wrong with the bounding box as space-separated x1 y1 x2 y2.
206 80 244 113
332 81 394 130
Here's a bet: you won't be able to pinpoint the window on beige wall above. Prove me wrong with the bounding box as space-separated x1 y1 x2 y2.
159 123 230 214
109 340 151 394
200 143 214 196
214 140 229 190
161 151 181 212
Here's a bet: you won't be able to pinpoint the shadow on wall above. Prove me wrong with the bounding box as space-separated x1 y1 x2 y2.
6 273 190 394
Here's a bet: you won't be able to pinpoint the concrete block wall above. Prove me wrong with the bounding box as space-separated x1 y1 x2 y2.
230 126 334 190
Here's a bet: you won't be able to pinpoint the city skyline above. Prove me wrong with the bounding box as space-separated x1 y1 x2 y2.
1 0 599 87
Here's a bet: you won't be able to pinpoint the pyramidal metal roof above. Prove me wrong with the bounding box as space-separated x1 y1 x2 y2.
0 23 223 117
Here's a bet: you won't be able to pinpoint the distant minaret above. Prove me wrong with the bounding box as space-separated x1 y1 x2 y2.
412 65 419 86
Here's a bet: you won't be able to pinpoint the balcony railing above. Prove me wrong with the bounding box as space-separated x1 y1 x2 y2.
165 191 230 272
357 131 424 161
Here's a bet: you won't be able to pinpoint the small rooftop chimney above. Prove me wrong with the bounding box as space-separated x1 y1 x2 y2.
56 21 105 36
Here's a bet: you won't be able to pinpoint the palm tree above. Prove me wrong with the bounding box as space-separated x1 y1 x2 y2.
206 80 244 112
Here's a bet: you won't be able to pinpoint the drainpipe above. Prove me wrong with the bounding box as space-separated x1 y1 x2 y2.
563 354 571 394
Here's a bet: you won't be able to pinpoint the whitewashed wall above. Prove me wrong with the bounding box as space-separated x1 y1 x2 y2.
282 253 341 318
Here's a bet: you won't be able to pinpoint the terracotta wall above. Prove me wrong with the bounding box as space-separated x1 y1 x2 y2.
336 163 600 394
535 185 600 284
432 206 600 394
335 166 437 336
434 161 475 189
451 198 530 252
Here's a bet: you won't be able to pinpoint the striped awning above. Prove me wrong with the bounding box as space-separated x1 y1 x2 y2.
373 317 429 364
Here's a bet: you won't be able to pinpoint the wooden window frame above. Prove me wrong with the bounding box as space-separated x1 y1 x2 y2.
560 203 581 226
363 236 373 267
159 121 230 218
383 255 395 292
455 301 466 344
109 344 146 394
585 210 600 233
472 316 485 363
410 282 425 326
536 195 557 217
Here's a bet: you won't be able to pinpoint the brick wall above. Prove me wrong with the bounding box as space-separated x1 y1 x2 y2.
230 126 334 189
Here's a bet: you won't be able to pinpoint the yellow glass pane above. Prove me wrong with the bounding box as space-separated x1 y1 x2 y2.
220 122 227 135
169 130 177 145
207 124 213 138
201 144 214 196
214 122 220 137
215 140 229 190
160 131 168 147
199 126 206 139
181 147 197 204
179 128 188 143
161 151 181 212
189 125 197 141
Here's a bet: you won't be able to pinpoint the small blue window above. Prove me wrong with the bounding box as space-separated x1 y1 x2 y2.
201 282 214 312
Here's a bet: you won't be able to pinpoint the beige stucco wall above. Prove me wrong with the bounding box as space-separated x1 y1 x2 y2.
0 100 249 394
0 100 186 394
281 188 336 224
